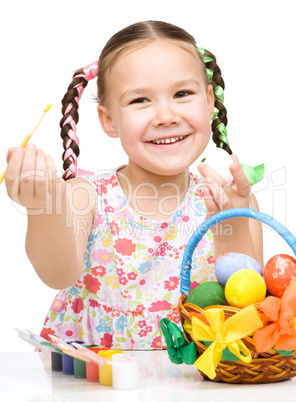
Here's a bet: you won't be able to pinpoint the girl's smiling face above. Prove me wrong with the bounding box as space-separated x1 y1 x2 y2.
98 40 214 177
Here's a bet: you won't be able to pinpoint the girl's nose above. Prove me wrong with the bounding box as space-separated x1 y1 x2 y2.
152 103 181 127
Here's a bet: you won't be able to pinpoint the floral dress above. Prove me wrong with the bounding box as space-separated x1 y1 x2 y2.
40 164 215 349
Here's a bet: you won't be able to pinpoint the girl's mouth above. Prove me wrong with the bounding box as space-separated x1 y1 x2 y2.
148 135 189 147
150 135 186 145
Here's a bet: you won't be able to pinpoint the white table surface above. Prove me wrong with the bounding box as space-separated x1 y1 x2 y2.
0 350 296 402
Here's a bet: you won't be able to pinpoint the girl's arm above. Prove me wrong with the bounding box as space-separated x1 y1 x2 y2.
5 145 96 289
212 193 263 267
198 154 264 268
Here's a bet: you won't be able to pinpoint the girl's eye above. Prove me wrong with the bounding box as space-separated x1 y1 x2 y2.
174 91 193 98
130 98 149 104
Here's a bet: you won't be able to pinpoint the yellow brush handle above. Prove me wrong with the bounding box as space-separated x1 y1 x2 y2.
0 168 7 184
19 134 32 148
0 105 51 186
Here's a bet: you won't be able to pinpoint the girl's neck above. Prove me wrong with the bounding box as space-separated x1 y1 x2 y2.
116 161 190 221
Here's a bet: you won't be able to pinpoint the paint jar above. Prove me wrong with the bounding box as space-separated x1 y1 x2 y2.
72 341 87 379
98 350 124 386
85 347 108 382
51 351 63 372
62 353 74 375
112 353 139 390
73 357 86 379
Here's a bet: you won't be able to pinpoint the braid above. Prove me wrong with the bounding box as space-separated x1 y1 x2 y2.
60 62 99 180
198 47 232 155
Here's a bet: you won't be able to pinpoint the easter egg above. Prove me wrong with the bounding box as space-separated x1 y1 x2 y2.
215 252 263 286
186 281 226 308
263 254 296 297
225 269 266 308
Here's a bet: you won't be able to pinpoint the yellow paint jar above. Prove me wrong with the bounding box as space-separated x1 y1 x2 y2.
98 350 124 386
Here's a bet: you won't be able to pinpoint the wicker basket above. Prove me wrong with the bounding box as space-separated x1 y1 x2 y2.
178 207 296 384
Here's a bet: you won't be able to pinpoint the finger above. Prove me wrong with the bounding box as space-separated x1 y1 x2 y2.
203 185 219 217
231 154 240 165
34 150 47 200
205 177 232 211
197 162 226 185
6 147 17 164
19 143 37 196
229 155 250 198
5 148 25 200
45 154 57 196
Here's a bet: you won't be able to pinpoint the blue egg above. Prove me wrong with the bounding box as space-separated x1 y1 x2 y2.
215 252 263 286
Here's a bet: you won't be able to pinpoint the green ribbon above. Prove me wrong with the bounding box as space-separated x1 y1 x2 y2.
275 349 293 356
197 46 230 151
160 318 197 365
214 85 224 103
206 68 214 82
240 163 265 186
203 341 240 361
216 122 230 147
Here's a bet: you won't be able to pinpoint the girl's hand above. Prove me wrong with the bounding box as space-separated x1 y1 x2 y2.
197 154 251 237
5 143 60 211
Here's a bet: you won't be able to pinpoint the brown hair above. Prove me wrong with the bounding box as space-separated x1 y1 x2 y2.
60 20 230 180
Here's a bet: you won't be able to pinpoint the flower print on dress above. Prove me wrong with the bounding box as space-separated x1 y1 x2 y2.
92 265 106 277
105 275 119 290
61 323 80 340
50 299 65 313
119 276 129 286
71 298 84 314
164 276 180 291
114 238 136 256
138 261 152 274
109 220 120 236
109 174 119 188
115 315 128 331
148 300 172 312
83 274 101 294
151 336 162 349
139 329 147 338
101 333 113 348
95 318 107 332
68 285 80 295
127 272 138 281
92 248 112 264
41 167 215 350
137 276 154 292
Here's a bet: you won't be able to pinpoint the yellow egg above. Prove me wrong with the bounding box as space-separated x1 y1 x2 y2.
225 269 266 308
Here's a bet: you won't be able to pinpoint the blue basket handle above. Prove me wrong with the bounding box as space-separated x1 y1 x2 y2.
180 207 296 297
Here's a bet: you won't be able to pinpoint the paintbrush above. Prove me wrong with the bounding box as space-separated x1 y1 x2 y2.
0 104 52 185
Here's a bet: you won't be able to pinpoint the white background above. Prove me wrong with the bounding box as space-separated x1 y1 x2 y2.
0 0 295 352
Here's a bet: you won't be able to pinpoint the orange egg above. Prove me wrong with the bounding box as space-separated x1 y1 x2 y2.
263 254 296 297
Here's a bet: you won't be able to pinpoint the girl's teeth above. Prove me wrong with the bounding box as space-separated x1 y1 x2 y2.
152 136 184 144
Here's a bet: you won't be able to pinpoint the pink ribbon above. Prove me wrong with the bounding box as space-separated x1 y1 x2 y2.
62 61 99 178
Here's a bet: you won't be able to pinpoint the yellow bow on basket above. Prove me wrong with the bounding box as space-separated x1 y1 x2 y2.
183 305 263 379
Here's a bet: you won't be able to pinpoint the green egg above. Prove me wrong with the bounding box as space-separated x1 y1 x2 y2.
186 281 226 308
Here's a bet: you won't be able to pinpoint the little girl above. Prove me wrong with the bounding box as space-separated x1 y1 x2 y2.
5 21 263 350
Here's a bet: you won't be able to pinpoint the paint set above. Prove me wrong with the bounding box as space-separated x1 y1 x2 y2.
16 329 139 390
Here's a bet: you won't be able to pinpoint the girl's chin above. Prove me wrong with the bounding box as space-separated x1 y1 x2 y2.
145 164 191 178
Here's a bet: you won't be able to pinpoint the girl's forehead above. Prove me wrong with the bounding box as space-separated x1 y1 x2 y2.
109 40 205 82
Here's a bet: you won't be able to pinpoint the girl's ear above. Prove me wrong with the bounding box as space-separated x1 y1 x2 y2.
97 105 119 138
207 85 215 119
